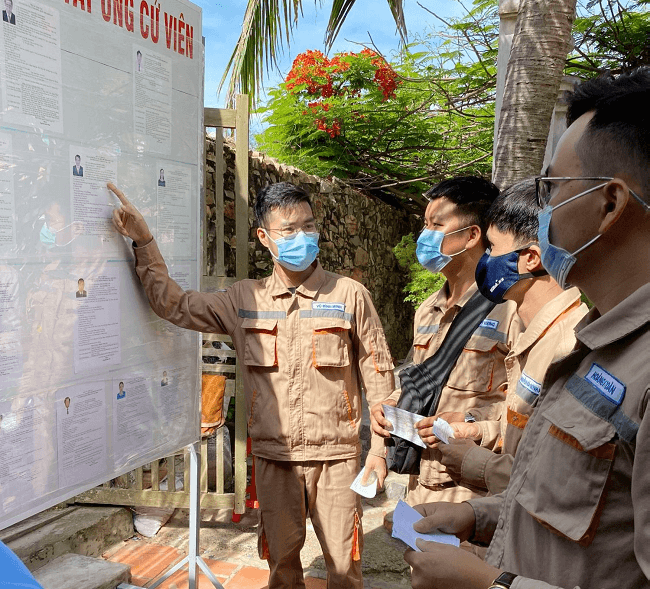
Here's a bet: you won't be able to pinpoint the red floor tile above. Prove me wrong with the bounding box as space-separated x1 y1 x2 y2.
153 559 237 589
224 566 270 589
106 543 182 582
304 577 327 589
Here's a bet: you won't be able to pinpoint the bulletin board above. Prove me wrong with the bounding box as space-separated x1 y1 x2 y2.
0 0 203 530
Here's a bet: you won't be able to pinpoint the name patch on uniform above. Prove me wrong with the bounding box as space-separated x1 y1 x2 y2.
480 319 499 330
585 363 626 406
519 372 542 397
312 302 346 312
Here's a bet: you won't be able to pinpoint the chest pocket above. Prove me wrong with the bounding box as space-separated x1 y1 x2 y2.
447 334 497 393
242 318 278 367
412 331 435 365
515 387 617 546
312 317 352 368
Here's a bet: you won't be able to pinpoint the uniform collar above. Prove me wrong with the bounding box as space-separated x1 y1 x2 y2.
267 260 327 300
576 282 650 350
512 287 583 355
431 281 478 313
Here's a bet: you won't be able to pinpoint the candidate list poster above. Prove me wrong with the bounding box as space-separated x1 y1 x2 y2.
0 0 202 531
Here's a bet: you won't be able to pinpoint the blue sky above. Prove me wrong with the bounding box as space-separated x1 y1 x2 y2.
196 0 465 118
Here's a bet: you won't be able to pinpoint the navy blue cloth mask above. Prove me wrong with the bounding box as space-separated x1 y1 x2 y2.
475 246 545 304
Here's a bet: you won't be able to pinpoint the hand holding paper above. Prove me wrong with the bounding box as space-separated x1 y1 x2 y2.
391 500 460 550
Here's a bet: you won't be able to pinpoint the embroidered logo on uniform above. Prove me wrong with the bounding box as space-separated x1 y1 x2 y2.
585 363 626 405
519 372 542 396
480 319 499 330
312 302 345 312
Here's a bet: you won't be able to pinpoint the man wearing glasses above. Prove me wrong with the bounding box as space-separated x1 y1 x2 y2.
404 68 650 589
108 181 395 589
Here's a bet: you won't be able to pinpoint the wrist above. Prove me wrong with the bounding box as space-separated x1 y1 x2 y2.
488 572 518 589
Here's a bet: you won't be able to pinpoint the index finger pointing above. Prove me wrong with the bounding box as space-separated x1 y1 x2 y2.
107 182 130 206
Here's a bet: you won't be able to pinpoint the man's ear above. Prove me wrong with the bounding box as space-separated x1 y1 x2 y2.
599 179 635 234
257 227 269 248
466 225 483 251
522 244 544 273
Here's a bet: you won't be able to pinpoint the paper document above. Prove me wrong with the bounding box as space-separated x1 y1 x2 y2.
432 418 455 444
382 405 426 448
350 466 377 498
391 500 460 551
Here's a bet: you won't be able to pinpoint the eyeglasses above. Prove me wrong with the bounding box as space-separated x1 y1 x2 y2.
264 221 319 239
534 176 614 207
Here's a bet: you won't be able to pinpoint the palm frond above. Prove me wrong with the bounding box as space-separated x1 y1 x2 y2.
325 0 407 50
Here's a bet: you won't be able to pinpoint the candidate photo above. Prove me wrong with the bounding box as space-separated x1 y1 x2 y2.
75 278 87 298
72 155 83 177
117 382 126 399
3 0 15 24
158 169 165 187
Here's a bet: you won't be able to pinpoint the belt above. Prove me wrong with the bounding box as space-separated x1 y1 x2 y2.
423 480 457 491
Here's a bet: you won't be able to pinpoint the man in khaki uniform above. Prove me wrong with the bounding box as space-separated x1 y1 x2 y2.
424 179 587 495
109 182 395 589
371 177 522 507
404 68 650 589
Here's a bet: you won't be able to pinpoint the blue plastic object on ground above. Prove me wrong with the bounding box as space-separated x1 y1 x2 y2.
0 541 44 589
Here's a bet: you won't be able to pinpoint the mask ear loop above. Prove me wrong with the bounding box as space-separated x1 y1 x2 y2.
444 225 474 258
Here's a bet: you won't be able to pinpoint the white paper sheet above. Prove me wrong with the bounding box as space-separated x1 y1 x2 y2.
169 264 191 291
0 266 21 385
73 268 121 373
391 500 460 551
155 366 186 423
382 404 426 448
56 382 107 488
432 418 455 444
350 466 377 498
133 46 172 154
0 396 57 514
0 133 16 252
69 145 118 248
112 376 155 468
0 0 63 133
157 163 192 258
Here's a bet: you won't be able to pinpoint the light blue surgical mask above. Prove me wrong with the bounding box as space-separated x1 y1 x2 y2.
537 182 649 289
40 221 56 247
416 226 470 273
265 230 320 272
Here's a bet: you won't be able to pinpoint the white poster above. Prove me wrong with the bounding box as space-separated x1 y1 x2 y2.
169 264 191 290
56 382 107 488
0 133 16 252
133 46 172 154
0 266 22 384
155 366 187 423
0 396 57 515
73 268 121 373
70 145 118 247
0 0 63 133
157 162 191 258
112 376 155 468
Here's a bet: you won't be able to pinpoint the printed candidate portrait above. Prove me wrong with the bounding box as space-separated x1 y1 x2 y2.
136 50 143 72
64 397 71 415
3 0 15 25
117 381 126 399
76 278 87 298
72 155 83 177
160 370 168 386
158 169 165 187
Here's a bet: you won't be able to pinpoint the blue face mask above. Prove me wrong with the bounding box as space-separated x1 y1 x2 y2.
537 182 612 290
475 246 545 304
416 226 470 273
40 222 56 247
266 230 320 272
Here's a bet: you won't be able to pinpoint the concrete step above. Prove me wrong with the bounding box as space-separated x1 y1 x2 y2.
33 553 131 589
4 506 134 572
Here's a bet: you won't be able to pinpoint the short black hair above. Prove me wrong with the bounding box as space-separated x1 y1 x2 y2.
78 278 84 283
424 176 499 243
566 67 650 201
487 178 540 246
254 182 312 227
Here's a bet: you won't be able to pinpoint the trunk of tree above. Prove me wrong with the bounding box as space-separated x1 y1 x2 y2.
492 0 577 188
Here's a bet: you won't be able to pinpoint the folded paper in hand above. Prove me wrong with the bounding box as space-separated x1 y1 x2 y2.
391 500 460 551
432 418 455 444
382 404 427 448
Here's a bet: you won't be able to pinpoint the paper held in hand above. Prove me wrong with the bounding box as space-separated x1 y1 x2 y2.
391 500 460 550
382 405 455 445
350 466 377 498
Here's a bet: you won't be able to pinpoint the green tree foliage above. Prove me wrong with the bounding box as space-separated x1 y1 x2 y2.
255 0 498 204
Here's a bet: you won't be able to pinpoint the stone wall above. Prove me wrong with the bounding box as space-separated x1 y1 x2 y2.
204 138 421 361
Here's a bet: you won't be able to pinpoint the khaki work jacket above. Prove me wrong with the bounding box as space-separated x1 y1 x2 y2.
390 282 522 486
468 283 650 589
461 288 588 494
134 240 395 461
